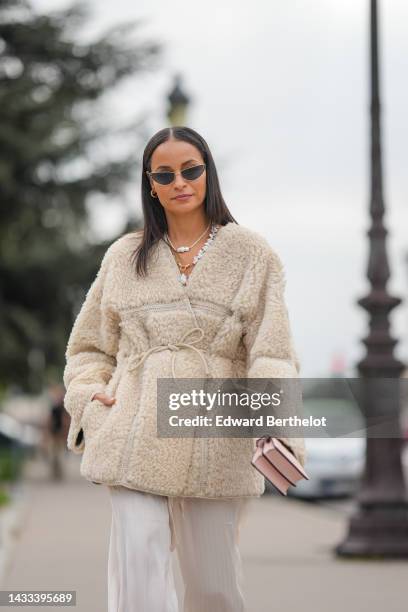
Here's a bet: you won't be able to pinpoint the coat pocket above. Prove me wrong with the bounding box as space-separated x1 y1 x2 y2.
81 397 112 445
85 357 131 443
79 358 127 446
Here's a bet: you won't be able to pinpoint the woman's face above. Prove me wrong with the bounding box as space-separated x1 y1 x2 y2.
148 138 207 215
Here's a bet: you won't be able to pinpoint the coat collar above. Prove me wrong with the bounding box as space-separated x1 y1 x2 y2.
158 222 234 295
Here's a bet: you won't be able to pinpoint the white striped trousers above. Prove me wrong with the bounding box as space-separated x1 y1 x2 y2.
107 485 250 612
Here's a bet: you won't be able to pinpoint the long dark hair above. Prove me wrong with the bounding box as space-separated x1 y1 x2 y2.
130 126 238 277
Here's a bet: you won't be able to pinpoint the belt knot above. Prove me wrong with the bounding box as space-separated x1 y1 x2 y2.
127 326 211 379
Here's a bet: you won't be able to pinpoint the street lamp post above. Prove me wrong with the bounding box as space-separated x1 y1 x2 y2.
167 73 190 126
335 0 408 558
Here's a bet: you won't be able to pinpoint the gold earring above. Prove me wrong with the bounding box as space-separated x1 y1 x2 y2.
151 189 158 198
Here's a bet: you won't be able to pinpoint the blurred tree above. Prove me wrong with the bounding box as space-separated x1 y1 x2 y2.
0 0 162 392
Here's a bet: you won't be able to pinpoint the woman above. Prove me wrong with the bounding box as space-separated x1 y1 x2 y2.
63 126 306 612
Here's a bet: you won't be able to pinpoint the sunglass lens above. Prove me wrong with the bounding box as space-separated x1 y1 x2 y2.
152 172 174 185
182 165 205 181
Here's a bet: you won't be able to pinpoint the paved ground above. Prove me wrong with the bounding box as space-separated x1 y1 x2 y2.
2 451 407 612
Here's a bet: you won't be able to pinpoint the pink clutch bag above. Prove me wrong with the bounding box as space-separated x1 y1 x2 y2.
251 436 310 496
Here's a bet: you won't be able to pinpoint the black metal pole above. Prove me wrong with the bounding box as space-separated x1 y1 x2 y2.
335 0 408 558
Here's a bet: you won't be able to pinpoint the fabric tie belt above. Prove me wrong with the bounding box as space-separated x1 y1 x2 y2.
127 326 211 379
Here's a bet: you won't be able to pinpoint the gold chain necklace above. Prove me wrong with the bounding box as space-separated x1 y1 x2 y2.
164 221 211 253
165 224 219 285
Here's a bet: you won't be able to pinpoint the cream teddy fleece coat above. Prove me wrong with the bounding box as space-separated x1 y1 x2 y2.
63 221 306 498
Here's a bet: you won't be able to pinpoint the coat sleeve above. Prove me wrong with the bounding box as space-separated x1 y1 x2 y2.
243 247 307 468
63 247 119 454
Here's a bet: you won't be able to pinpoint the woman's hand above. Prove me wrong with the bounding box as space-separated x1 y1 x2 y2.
256 436 270 447
257 437 294 457
92 393 116 407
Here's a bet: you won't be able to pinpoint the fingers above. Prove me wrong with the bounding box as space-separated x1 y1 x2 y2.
256 436 274 450
94 393 116 406
103 397 116 406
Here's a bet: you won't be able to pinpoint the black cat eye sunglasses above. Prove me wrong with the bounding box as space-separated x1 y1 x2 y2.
146 163 206 186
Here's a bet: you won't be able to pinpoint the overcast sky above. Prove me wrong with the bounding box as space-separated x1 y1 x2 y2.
33 0 408 376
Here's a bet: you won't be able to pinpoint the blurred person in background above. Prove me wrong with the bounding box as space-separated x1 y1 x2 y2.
46 382 68 480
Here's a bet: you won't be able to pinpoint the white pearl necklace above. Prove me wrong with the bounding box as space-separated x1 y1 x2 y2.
164 223 219 285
